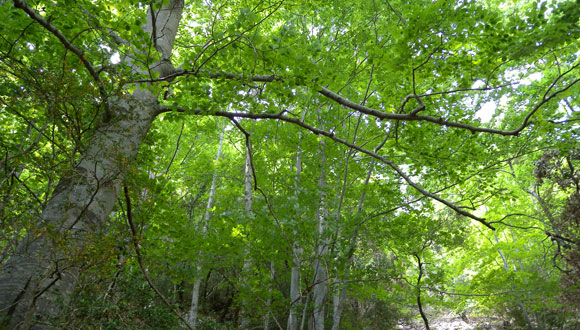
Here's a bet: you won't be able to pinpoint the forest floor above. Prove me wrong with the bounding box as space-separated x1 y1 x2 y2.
398 315 508 329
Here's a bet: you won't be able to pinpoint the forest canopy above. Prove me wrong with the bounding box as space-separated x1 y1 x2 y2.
0 0 579 329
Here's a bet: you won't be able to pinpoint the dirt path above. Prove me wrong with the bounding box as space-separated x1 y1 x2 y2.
397 315 507 329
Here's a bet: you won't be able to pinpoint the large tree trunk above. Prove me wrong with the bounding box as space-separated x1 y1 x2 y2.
0 90 158 328
0 1 184 328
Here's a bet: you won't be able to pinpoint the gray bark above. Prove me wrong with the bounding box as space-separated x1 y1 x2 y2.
240 150 254 329
287 110 307 330
188 279 202 328
287 248 301 330
264 261 274 330
0 0 184 328
0 90 158 329
311 139 329 330
300 292 310 330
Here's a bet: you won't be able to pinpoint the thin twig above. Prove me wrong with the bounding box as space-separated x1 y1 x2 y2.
163 122 185 176
228 118 297 255
123 186 194 330
0 121 49 167
384 0 406 25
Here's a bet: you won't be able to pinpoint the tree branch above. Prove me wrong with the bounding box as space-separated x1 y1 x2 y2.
148 69 579 137
13 0 111 119
228 118 297 256
123 186 194 330
161 106 496 230
413 253 430 330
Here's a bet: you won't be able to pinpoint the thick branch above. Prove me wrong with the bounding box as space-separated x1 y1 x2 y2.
147 69 580 136
318 83 577 136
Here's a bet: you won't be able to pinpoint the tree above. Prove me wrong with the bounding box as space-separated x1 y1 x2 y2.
0 0 579 328
0 0 185 327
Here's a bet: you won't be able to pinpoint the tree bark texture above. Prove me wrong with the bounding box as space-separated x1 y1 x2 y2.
240 149 255 329
0 0 184 328
312 139 328 330
0 90 158 328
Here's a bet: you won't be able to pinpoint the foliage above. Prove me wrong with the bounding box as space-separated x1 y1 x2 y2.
68 269 180 329
1 0 580 328
534 147 580 310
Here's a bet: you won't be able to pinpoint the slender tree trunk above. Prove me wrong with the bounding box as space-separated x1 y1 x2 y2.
264 260 274 330
331 267 350 330
509 229 534 330
288 250 301 330
414 254 430 330
331 159 375 330
328 110 374 330
300 292 310 330
494 231 533 330
188 278 202 329
311 138 328 330
188 125 225 328
240 150 254 329
287 110 307 330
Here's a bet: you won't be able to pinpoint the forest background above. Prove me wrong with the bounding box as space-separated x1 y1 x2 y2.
0 0 579 329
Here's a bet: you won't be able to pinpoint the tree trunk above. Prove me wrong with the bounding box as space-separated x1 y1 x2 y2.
331 160 375 330
188 279 203 328
414 254 430 330
312 139 328 330
494 231 533 330
0 90 158 329
240 150 254 329
287 110 307 330
187 125 225 328
0 1 184 327
264 261 274 330
288 253 301 330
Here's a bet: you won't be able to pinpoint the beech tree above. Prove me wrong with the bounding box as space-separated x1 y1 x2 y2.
0 0 579 328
